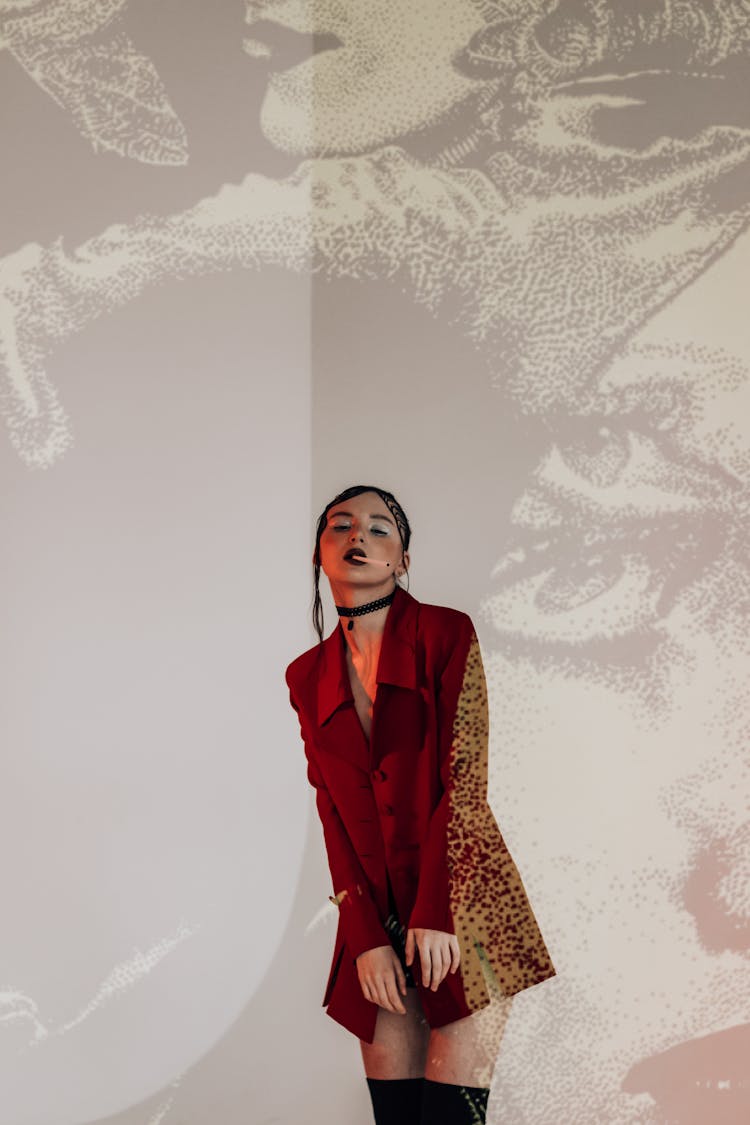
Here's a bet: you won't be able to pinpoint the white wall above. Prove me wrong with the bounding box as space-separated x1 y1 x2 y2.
1 3 748 1123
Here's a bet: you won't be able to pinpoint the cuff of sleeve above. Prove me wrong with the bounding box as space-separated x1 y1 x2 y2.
334 884 390 961
407 898 454 935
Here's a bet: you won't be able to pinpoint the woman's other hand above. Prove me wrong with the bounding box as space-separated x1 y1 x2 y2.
405 928 460 991
355 945 407 1014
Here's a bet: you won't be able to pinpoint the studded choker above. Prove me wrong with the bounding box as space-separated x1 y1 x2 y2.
335 590 396 630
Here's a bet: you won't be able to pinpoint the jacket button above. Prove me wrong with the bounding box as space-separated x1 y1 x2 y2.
371 768 387 782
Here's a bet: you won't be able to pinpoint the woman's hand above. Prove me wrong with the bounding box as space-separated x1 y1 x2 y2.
405 928 460 991
355 945 407 1014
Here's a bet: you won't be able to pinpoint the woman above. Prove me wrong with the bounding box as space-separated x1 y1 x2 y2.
285 484 556 1125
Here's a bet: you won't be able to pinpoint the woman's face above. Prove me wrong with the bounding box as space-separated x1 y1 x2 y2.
244 0 491 156
317 490 407 593
479 257 750 1122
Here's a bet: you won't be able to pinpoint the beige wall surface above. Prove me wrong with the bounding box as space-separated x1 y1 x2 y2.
1 3 748 1123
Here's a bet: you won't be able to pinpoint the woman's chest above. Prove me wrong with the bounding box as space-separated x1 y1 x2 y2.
345 650 379 744
339 675 435 767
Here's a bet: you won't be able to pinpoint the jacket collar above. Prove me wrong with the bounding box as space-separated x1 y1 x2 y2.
316 584 418 726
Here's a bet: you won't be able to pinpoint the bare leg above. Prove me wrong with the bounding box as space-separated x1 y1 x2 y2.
359 989 430 1080
424 986 513 1089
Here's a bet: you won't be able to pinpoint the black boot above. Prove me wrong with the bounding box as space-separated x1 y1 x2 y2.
366 1077 425 1124
420 1078 490 1124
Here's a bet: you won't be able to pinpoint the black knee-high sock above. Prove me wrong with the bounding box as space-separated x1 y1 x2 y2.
366 1077 424 1125
420 1078 490 1124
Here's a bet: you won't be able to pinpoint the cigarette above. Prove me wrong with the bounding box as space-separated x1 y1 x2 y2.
351 555 390 567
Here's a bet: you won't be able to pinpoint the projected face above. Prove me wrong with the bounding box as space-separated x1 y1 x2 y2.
481 256 750 1122
243 0 492 156
2 4 749 1121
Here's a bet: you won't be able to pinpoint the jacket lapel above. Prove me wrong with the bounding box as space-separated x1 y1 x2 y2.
315 587 421 768
371 587 424 768
316 625 351 729
313 627 365 768
374 585 418 693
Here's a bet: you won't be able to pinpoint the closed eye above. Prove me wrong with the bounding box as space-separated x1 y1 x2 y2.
482 424 741 658
331 522 390 535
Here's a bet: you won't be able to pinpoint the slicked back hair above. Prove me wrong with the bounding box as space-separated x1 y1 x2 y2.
312 485 411 644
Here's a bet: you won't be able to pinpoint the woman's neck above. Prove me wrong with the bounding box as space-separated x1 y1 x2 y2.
331 580 398 655
342 612 387 668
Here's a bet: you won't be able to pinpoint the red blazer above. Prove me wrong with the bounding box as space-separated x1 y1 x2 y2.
285 585 556 1043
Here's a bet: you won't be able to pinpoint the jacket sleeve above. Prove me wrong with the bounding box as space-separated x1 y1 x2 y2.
407 613 488 933
286 674 390 961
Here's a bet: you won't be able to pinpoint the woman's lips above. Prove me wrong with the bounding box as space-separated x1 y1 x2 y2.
242 18 344 69
622 1022 750 1123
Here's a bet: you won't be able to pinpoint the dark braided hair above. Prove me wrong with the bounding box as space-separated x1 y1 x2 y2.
312 485 412 644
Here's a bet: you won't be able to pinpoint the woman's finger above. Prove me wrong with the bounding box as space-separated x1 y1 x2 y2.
440 937 455 983
449 936 461 974
430 943 445 990
404 928 415 966
385 968 407 1014
392 953 408 998
370 976 387 1011
437 942 449 988
368 978 384 1010
377 973 399 1013
419 941 432 989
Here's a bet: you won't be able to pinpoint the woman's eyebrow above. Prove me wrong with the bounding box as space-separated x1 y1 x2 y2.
328 509 395 525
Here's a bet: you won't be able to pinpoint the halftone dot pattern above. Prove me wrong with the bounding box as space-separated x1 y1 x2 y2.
446 628 556 1013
